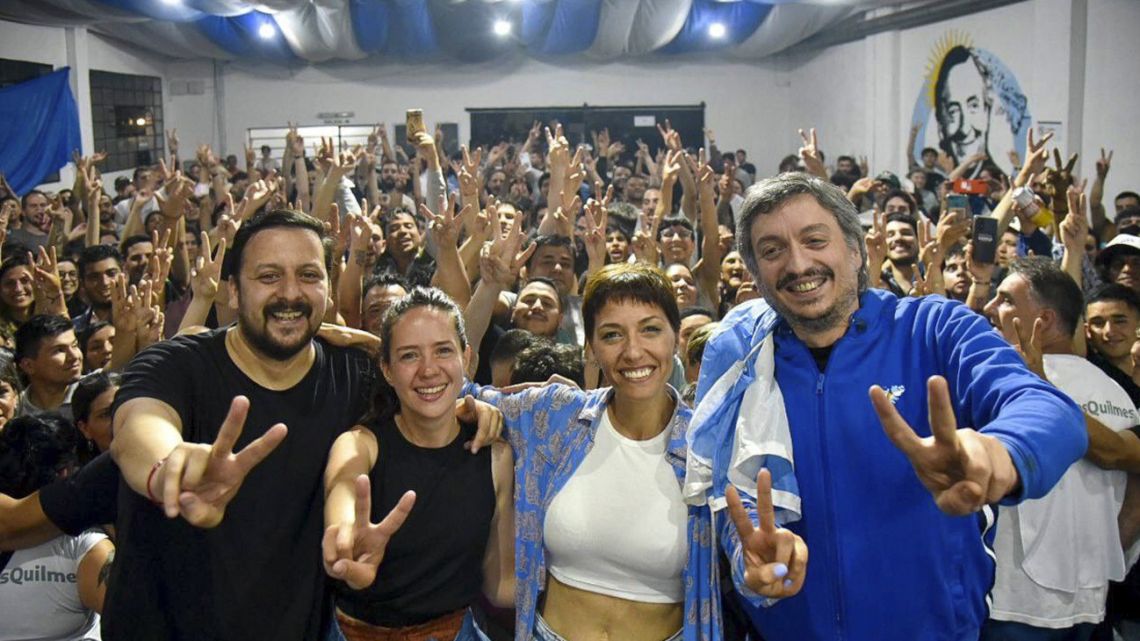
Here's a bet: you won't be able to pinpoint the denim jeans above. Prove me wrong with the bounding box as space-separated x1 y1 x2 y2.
326 609 490 641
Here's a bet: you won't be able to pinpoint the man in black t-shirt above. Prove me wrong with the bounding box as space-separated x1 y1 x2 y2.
104 210 379 641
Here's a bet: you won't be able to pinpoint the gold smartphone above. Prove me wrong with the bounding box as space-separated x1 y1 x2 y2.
405 109 426 143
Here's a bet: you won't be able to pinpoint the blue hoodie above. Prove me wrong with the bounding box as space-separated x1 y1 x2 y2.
696 290 1086 641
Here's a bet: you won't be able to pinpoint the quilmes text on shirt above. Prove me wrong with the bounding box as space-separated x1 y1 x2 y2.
1083 398 1139 422
0 565 77 585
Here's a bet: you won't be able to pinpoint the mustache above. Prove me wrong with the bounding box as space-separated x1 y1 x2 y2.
264 301 313 319
776 267 833 290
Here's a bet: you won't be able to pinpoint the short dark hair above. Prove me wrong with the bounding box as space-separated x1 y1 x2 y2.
72 371 121 424
1114 191 1140 205
0 253 33 284
363 273 409 300
884 211 918 233
0 348 22 397
922 147 939 157
680 306 715 322
121 234 152 257
519 277 564 313
1115 207 1140 226
380 208 422 234
15 314 76 364
884 190 918 216
78 244 123 279
490 328 541 365
223 209 331 280
0 413 81 498
582 262 680 342
78 320 112 355
1086 283 1140 316
526 235 575 268
20 190 47 208
260 145 271 154
510 342 584 388
657 215 694 241
1008 256 1083 337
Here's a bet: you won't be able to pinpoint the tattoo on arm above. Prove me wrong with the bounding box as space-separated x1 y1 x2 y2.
353 250 368 267
98 549 115 587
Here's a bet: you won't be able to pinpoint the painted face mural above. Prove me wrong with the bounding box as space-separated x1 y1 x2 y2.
909 34 1031 177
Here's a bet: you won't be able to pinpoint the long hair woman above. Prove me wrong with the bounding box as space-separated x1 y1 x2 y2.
323 287 514 641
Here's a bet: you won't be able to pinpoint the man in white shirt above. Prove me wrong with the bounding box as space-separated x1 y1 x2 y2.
984 256 1140 638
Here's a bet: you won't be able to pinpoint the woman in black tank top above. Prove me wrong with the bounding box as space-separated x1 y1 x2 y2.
323 288 515 641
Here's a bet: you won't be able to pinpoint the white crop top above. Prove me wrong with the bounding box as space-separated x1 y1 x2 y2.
543 407 687 603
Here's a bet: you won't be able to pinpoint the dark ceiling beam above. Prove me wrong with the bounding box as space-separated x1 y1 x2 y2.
781 0 1029 55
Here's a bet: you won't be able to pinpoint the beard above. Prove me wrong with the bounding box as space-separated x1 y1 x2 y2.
890 252 917 267
760 266 858 337
379 177 398 192
239 299 318 361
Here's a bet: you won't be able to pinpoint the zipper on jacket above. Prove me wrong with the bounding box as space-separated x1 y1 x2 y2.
814 364 846 640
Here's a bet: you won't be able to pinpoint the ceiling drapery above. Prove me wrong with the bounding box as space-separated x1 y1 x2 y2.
0 0 880 64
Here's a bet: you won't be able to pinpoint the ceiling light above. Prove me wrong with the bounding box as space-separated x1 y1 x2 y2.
135 117 147 126
258 22 276 40
708 22 727 39
493 19 512 36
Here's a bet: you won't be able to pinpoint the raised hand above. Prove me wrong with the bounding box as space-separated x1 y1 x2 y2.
323 475 415 589
479 210 534 289
190 232 226 302
798 128 827 180
916 221 944 296
1001 315 1046 379
934 209 971 252
420 192 464 249
166 128 179 155
864 207 887 278
1096 148 1113 180
30 247 64 311
153 396 288 526
660 148 684 186
1042 149 1079 214
1016 129 1054 188
631 209 661 265
455 394 504 453
581 197 608 270
657 119 682 152
1060 180 1089 253
870 376 1019 515
725 469 808 598
964 241 994 285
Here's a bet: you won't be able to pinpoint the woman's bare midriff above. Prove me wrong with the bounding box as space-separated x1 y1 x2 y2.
539 574 683 641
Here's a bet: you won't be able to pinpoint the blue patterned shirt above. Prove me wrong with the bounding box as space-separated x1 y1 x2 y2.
465 382 739 641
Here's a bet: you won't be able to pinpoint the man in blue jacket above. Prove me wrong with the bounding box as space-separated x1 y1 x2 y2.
695 172 1086 640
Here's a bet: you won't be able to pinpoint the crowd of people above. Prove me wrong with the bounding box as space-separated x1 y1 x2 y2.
0 107 1136 641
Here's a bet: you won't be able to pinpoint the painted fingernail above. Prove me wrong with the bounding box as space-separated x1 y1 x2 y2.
773 563 788 578
784 579 794 588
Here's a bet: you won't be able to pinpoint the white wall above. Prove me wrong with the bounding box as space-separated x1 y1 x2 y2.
3 0 1138 200
202 56 791 175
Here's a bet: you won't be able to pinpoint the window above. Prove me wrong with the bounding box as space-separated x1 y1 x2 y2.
90 70 164 173
0 58 52 89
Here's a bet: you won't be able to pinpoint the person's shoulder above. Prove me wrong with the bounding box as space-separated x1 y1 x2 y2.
139 327 226 360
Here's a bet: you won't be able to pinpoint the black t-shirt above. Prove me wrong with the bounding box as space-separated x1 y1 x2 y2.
1087 349 1140 408
102 329 378 641
39 452 119 536
334 419 494 627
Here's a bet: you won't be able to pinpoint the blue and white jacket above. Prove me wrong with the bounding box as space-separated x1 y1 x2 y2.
695 290 1086 641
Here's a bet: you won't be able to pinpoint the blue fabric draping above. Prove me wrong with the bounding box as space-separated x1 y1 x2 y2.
660 0 772 53
0 0 865 63
521 0 603 56
350 0 390 55
0 68 81 196
195 11 297 62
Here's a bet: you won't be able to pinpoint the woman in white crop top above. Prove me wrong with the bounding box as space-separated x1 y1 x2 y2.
466 260 807 641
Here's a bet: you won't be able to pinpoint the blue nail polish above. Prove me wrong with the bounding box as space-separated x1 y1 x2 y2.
774 563 788 578
784 579 794 588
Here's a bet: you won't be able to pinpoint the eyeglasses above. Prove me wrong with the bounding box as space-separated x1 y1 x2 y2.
660 228 693 240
